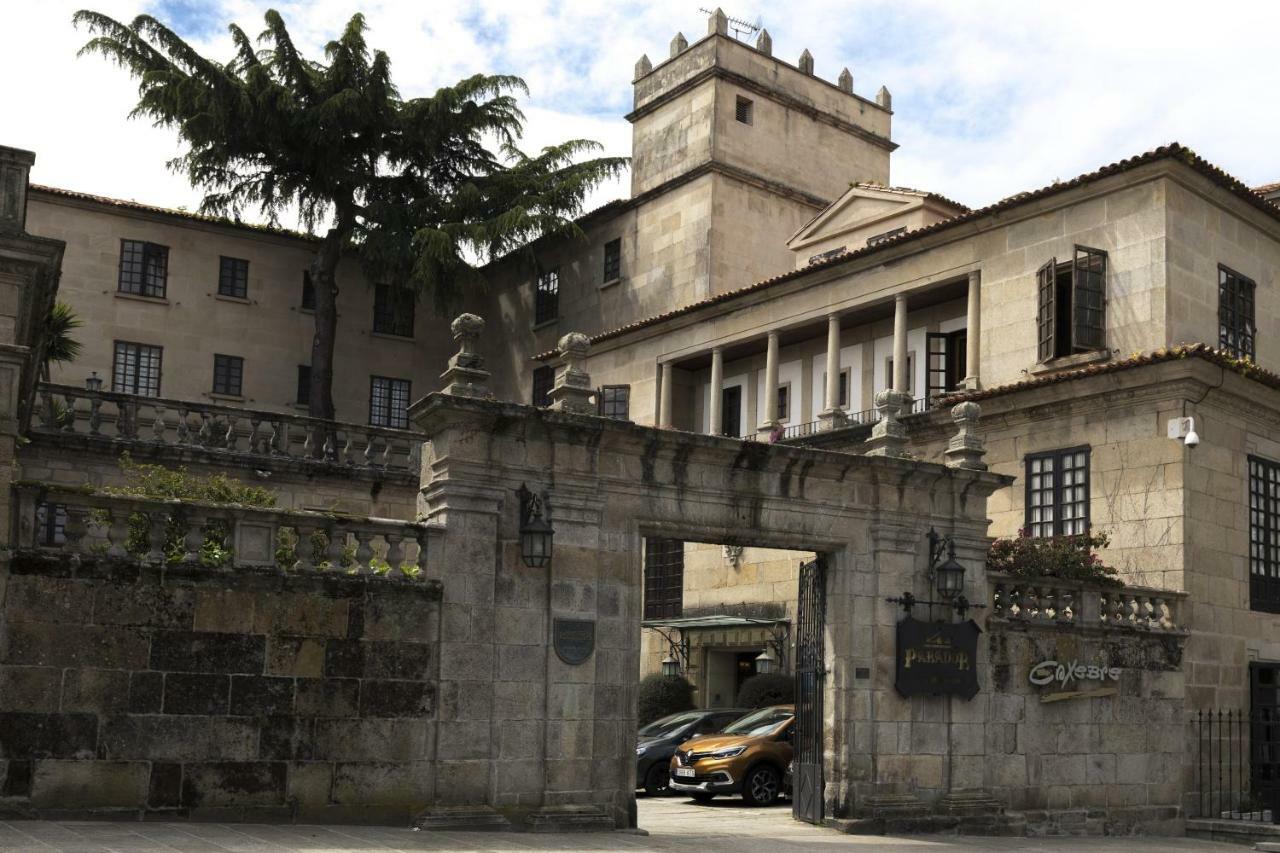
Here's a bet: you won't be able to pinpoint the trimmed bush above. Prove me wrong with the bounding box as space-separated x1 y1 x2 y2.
736 673 794 708
638 673 695 726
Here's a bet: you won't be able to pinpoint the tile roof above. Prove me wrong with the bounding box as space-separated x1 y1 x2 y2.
534 143 1280 362
1255 181 1280 197
937 343 1280 406
29 184 318 241
849 182 970 212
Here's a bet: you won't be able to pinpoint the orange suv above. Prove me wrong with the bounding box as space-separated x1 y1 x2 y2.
668 704 794 806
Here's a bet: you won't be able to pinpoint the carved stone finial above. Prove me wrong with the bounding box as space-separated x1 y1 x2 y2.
863 389 912 458
876 85 892 110
709 7 728 35
440 313 492 399
635 54 652 78
798 49 814 76
548 331 595 414
837 67 853 93
945 401 987 470
755 28 772 56
670 31 688 57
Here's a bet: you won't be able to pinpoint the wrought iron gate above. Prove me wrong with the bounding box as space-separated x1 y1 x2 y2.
793 556 826 824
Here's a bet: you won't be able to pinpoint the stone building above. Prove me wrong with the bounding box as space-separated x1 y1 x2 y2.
5 7 1280 834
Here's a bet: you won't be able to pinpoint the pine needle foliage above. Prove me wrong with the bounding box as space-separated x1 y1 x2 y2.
74 9 628 418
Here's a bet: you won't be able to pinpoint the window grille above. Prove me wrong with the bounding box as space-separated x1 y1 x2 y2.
644 537 684 619
535 270 559 325
1220 266 1257 360
735 96 753 125
212 354 244 397
111 341 162 397
118 240 168 298
603 238 622 282
218 256 249 299
1249 455 1280 613
532 365 554 407
369 376 411 429
1025 447 1090 537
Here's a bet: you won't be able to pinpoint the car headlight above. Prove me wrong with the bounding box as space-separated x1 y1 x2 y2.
710 746 747 759
636 746 647 755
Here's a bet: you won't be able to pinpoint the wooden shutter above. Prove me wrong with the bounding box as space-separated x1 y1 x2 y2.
926 333 949 402
1072 246 1107 351
1036 259 1057 362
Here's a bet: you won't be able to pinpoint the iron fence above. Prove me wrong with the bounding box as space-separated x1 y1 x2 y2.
1194 709 1279 823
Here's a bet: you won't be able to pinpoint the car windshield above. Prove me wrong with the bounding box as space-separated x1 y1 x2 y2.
721 707 792 736
638 711 704 738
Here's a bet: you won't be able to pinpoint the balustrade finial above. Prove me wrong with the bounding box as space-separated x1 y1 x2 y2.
547 332 595 414
440 313 493 399
863 389 912 458
945 400 987 470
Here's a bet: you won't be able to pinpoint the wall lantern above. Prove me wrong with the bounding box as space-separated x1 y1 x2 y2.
84 371 103 392
661 652 681 678
754 647 777 675
886 528 984 619
516 484 554 569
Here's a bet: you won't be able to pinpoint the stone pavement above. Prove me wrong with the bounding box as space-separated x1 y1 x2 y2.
0 798 1243 851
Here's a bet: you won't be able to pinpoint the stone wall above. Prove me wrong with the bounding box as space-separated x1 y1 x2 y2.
0 553 440 822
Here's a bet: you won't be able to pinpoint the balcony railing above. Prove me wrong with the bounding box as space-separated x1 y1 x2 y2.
988 572 1186 633
13 483 437 578
34 384 423 475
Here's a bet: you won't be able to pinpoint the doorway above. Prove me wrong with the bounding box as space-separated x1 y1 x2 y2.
721 386 742 437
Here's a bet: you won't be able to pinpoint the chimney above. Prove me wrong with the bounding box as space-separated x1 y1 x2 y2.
0 146 36 234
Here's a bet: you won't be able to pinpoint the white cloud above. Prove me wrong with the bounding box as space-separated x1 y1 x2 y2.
5 0 1278 228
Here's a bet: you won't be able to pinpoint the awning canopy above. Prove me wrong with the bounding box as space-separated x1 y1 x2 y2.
642 615 788 630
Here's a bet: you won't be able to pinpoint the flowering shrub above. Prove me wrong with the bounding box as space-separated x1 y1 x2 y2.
986 528 1122 587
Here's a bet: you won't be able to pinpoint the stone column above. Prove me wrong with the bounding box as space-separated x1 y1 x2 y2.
659 362 674 428
757 330 779 436
708 347 724 436
892 293 909 395
819 315 846 431
963 270 981 390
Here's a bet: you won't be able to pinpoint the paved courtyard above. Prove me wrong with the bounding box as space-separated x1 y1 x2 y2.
0 798 1243 852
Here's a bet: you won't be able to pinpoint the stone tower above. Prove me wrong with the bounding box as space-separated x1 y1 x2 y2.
625 9 896 304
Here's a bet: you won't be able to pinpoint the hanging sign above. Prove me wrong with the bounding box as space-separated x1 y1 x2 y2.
894 616 981 700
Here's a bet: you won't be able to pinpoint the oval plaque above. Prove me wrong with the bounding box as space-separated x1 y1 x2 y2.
553 618 595 666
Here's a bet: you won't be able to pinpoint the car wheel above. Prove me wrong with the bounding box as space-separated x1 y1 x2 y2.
644 763 670 796
741 765 781 807
691 792 716 803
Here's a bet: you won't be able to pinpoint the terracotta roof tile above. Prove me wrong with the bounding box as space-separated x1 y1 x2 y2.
534 143 1280 362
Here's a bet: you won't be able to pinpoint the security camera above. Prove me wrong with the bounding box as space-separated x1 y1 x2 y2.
1184 419 1200 448
1167 416 1199 448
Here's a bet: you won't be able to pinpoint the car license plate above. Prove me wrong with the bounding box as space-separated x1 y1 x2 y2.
673 767 695 778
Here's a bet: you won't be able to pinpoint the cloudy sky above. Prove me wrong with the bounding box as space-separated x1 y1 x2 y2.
6 0 1279 230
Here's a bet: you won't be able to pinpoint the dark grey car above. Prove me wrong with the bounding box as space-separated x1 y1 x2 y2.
636 709 747 795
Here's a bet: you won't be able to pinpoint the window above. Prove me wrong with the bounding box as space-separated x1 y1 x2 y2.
1220 266 1256 360
735 96 753 125
1025 447 1090 537
532 365 554 407
644 537 684 620
296 365 311 406
118 240 169 298
822 369 851 408
776 383 790 421
369 376 411 429
372 284 415 337
212 354 244 397
35 502 66 546
1249 456 1280 613
884 354 915 394
598 385 630 420
217 256 249 299
535 269 559 325
721 385 742 437
301 271 316 310
111 341 162 397
1037 245 1107 362
926 330 968 402
603 238 622 283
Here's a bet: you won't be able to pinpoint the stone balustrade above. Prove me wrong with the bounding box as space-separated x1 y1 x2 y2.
988 572 1186 633
33 383 423 474
12 483 438 578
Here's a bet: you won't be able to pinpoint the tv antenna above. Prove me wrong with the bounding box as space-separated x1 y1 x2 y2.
699 8 762 41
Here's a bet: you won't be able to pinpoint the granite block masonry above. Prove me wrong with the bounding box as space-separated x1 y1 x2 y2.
0 555 441 823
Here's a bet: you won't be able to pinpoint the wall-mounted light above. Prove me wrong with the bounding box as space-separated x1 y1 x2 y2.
516 484 554 568
661 651 681 678
887 529 982 618
754 647 777 675
84 371 102 392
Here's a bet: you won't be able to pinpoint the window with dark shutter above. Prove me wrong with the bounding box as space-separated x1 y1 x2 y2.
1249 456 1280 613
212 354 244 397
535 270 559 325
218 256 249 299
603 239 621 282
1220 266 1257 360
1072 246 1107 351
1036 259 1057 362
927 330 968 402
643 537 684 620
372 284 415 337
598 385 630 420
296 365 311 405
118 240 169 298
532 365 554 407
1025 446 1090 537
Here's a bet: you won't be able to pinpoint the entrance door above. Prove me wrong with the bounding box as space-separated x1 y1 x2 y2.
793 556 826 824
721 385 742 437
1252 662 1280 817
